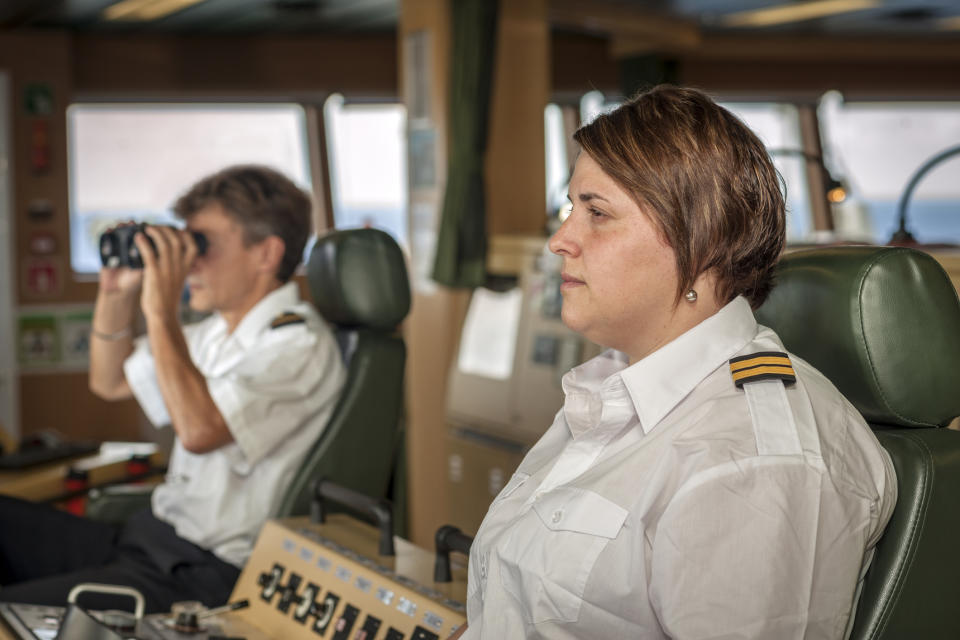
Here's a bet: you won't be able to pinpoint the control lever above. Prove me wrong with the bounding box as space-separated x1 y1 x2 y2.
257 563 284 602
293 582 322 623
196 599 250 619
433 525 474 583
276 572 302 613
312 592 340 635
310 479 395 556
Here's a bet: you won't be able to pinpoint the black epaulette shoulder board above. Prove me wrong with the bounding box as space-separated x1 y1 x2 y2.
729 351 796 388
270 311 306 330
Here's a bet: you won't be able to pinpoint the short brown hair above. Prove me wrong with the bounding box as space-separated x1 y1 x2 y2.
173 165 312 283
573 85 785 308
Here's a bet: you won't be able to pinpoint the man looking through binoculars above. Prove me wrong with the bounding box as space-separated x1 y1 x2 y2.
0 165 345 612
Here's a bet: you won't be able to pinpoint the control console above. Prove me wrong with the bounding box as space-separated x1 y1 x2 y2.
0 514 467 640
228 514 467 640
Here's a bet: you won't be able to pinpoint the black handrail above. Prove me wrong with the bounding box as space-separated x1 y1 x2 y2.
310 478 395 556
434 524 474 583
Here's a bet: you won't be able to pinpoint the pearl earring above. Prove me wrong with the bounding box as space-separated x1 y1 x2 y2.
685 289 698 303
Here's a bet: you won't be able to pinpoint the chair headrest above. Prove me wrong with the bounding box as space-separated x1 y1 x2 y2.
755 246 960 428
306 228 411 331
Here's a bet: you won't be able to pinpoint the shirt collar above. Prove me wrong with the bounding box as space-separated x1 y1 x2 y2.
561 350 632 438
227 282 302 350
620 295 757 434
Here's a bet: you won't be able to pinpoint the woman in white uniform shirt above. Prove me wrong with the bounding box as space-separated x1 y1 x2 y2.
457 86 896 639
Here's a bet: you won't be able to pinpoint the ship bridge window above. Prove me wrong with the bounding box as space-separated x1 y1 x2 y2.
721 102 811 242
323 94 408 248
545 91 813 243
67 103 312 275
818 94 960 245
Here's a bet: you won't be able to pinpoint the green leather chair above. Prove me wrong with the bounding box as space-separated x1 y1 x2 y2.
755 246 960 640
274 227 411 524
88 228 411 532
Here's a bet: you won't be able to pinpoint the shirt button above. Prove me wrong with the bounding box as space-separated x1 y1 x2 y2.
552 509 563 524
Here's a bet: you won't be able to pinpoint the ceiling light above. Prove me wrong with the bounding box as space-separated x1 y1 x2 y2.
722 0 881 28
103 0 156 20
103 0 207 22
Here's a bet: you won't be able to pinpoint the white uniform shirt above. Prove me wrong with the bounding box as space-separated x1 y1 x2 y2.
465 296 896 640
124 282 346 567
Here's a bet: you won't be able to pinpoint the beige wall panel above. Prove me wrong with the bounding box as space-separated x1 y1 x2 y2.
404 288 469 545
399 0 456 548
446 431 525 537
20 372 146 442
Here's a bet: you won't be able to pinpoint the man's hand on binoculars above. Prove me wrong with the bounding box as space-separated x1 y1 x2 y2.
136 225 199 325
98 222 143 297
98 265 143 297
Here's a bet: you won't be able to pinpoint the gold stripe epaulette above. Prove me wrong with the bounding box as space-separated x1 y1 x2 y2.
729 351 796 388
270 311 305 330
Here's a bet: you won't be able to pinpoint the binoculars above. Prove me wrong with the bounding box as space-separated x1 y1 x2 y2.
99 223 207 269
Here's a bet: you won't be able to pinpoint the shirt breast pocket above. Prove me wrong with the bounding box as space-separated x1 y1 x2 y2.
498 487 627 625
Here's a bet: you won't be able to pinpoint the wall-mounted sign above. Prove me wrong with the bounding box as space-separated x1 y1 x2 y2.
17 306 95 372
61 311 92 368
22 257 61 297
29 232 57 255
18 314 59 366
26 199 54 222
31 120 51 173
24 84 53 116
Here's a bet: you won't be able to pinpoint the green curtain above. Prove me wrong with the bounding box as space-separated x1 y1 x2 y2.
431 0 499 288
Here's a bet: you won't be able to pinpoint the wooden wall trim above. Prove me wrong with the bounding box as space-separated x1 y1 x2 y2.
73 32 398 98
551 31 960 101
686 34 960 62
681 58 960 100
486 0 550 236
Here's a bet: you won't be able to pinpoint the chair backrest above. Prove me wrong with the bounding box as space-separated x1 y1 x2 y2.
755 246 960 640
275 228 411 520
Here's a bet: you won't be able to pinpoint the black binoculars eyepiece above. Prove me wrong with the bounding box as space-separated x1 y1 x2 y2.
99 223 207 269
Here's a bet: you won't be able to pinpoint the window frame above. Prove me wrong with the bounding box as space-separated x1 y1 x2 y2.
321 93 410 250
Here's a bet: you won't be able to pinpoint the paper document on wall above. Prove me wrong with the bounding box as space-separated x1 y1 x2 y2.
457 287 523 380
